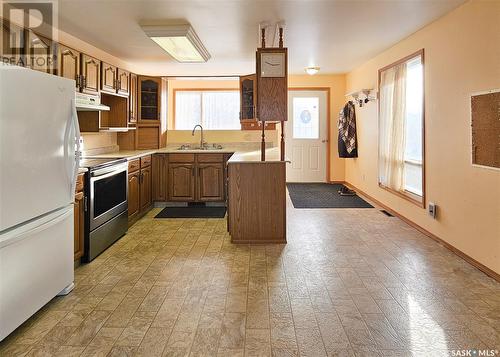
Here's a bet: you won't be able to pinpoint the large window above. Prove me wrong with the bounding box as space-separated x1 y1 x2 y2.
378 50 425 206
174 90 240 130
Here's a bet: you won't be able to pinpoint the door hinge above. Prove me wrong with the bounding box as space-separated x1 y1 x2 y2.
84 196 88 212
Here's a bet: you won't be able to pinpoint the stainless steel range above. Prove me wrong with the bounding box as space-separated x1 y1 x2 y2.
80 158 128 262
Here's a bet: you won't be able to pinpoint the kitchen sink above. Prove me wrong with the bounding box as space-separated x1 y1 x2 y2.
177 144 223 151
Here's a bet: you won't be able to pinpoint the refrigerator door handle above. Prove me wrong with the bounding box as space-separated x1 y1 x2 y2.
67 99 81 196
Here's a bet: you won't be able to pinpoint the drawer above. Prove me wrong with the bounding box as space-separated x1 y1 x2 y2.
75 173 85 193
197 153 224 163
169 153 195 163
128 158 140 172
140 155 152 168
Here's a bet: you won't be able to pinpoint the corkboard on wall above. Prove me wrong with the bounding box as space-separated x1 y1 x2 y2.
471 90 500 169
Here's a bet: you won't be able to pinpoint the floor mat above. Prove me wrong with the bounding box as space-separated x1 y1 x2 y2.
287 183 373 208
155 206 227 218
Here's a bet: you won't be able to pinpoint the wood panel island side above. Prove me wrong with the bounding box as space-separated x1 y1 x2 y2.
227 148 287 244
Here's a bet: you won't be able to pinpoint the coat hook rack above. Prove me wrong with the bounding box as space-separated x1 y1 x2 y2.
345 89 376 107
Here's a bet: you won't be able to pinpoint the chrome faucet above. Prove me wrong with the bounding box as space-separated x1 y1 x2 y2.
192 124 204 149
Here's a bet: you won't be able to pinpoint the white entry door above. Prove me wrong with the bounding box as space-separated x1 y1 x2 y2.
286 90 328 182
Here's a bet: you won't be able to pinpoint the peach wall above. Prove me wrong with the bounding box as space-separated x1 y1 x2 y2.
345 0 500 274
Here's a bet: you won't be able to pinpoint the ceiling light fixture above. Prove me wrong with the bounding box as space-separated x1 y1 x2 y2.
141 24 210 63
305 66 320 75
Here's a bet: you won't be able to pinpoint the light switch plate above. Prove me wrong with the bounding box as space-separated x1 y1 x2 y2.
428 202 437 219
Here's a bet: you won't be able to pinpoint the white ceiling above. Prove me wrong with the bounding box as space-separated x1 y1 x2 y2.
58 0 465 76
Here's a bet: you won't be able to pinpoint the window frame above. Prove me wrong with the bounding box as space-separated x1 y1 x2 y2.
173 88 240 130
377 49 426 208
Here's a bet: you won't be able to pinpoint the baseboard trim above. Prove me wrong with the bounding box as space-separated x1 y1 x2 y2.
341 181 500 282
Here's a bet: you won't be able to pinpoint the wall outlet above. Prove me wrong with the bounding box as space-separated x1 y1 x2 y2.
428 202 437 219
362 174 366 181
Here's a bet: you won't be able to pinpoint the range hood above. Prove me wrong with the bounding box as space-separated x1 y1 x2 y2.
75 93 110 111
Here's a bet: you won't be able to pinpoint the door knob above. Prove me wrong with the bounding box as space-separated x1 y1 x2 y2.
321 139 328 143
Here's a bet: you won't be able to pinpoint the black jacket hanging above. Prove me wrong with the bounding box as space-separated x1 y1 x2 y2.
338 101 358 158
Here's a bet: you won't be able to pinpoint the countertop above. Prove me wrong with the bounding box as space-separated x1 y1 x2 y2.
83 144 289 164
227 147 289 163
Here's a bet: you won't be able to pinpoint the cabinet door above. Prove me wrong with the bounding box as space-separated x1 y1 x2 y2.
138 76 161 121
140 166 152 211
58 44 80 90
197 163 224 201
1 20 25 67
129 73 138 123
128 171 140 219
168 163 195 201
74 191 85 260
152 154 167 202
240 74 256 121
26 32 57 74
117 69 130 96
101 62 117 93
81 54 100 95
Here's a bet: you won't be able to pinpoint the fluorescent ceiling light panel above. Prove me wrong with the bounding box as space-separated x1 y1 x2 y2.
142 24 210 63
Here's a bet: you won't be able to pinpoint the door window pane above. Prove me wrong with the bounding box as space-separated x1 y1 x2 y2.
293 97 319 139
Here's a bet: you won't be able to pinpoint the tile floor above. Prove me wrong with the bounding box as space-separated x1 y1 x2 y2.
1 196 499 357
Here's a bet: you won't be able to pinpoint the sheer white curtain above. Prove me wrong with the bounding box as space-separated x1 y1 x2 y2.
203 91 240 130
175 92 201 129
175 91 240 130
379 62 407 191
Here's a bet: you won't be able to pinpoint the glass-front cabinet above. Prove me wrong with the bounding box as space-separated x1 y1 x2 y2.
240 74 256 120
138 76 161 121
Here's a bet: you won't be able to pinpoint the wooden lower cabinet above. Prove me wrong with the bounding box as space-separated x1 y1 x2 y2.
140 166 152 210
169 163 195 201
152 153 230 203
197 163 224 201
152 154 168 201
128 171 140 219
74 173 85 261
128 155 152 223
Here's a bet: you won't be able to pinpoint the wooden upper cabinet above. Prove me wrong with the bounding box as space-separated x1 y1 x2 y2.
197 163 224 202
168 163 195 201
129 73 138 123
117 69 130 96
101 62 117 93
240 74 256 121
58 44 81 89
26 32 57 74
128 171 140 219
1 20 24 66
138 76 161 121
81 54 100 95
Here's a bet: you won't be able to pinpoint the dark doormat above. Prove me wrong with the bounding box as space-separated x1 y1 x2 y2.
155 206 227 218
287 183 373 209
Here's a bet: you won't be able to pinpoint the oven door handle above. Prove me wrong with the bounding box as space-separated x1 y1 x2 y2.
91 164 128 178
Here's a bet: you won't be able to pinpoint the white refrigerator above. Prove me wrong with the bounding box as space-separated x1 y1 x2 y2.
0 66 80 341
